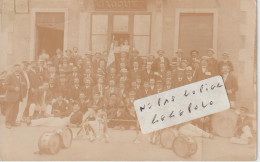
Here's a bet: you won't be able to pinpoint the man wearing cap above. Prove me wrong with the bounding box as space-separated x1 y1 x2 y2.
220 63 238 108
4 64 23 128
152 50 170 72
218 52 234 74
71 47 81 65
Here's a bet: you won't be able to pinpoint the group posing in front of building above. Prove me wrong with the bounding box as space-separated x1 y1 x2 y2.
0 44 254 145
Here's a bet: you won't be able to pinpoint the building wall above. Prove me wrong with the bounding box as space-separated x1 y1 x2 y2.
0 0 256 110
162 0 256 110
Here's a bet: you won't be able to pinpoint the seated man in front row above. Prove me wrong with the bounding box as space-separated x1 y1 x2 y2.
28 82 54 120
230 107 253 145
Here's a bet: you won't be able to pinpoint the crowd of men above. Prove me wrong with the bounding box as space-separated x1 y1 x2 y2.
0 46 239 134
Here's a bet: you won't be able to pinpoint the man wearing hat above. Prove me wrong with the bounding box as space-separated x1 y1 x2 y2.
38 49 50 62
207 48 218 75
142 62 154 82
129 61 142 81
173 69 187 88
185 66 196 84
4 64 23 128
129 50 143 69
175 49 183 63
93 76 105 98
16 61 30 123
230 107 253 144
218 52 234 74
152 50 170 72
92 51 102 70
56 73 69 98
196 56 215 81
80 77 93 101
51 48 63 69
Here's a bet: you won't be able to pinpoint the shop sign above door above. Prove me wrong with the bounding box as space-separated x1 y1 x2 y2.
94 0 147 11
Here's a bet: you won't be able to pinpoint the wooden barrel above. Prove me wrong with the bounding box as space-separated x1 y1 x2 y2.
211 109 238 137
172 135 197 158
160 128 177 149
38 132 61 154
56 127 73 148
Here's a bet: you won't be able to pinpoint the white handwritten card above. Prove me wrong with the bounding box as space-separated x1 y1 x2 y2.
134 75 230 134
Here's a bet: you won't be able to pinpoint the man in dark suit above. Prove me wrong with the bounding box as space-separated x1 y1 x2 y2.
141 81 151 97
129 61 142 81
221 63 238 108
4 64 23 128
142 62 154 82
67 77 81 102
129 50 143 70
93 76 106 98
196 56 215 81
80 77 92 101
16 61 30 123
149 77 156 95
152 50 170 72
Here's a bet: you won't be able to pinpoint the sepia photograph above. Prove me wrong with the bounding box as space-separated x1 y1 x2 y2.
0 0 257 161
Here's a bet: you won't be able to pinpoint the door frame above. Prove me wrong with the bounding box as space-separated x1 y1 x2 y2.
29 8 69 61
174 8 218 56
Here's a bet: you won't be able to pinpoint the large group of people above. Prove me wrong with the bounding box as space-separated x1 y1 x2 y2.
0 45 254 144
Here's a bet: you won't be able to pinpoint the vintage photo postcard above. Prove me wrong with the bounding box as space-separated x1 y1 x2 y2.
0 0 257 161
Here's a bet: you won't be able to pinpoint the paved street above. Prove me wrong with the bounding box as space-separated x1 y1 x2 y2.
0 115 256 161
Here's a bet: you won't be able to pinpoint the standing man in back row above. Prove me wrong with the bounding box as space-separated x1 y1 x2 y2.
4 64 24 128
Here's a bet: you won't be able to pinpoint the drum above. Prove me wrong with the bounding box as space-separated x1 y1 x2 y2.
211 109 238 137
56 127 73 148
38 132 61 154
160 128 177 149
172 135 197 158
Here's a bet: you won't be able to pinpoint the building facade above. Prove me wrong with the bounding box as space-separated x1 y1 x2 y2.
0 0 256 110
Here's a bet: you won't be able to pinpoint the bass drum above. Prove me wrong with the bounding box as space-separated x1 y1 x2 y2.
56 127 73 148
172 135 197 158
160 128 177 149
211 109 238 137
38 132 61 154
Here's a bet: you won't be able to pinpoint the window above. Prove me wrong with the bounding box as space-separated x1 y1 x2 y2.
133 15 151 56
178 13 214 58
91 15 108 52
90 13 151 56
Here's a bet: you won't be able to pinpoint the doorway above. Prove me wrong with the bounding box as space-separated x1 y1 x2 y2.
35 12 65 59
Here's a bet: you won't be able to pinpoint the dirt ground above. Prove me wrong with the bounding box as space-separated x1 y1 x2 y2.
0 115 256 161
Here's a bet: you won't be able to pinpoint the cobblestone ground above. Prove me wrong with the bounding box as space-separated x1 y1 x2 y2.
0 115 256 161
